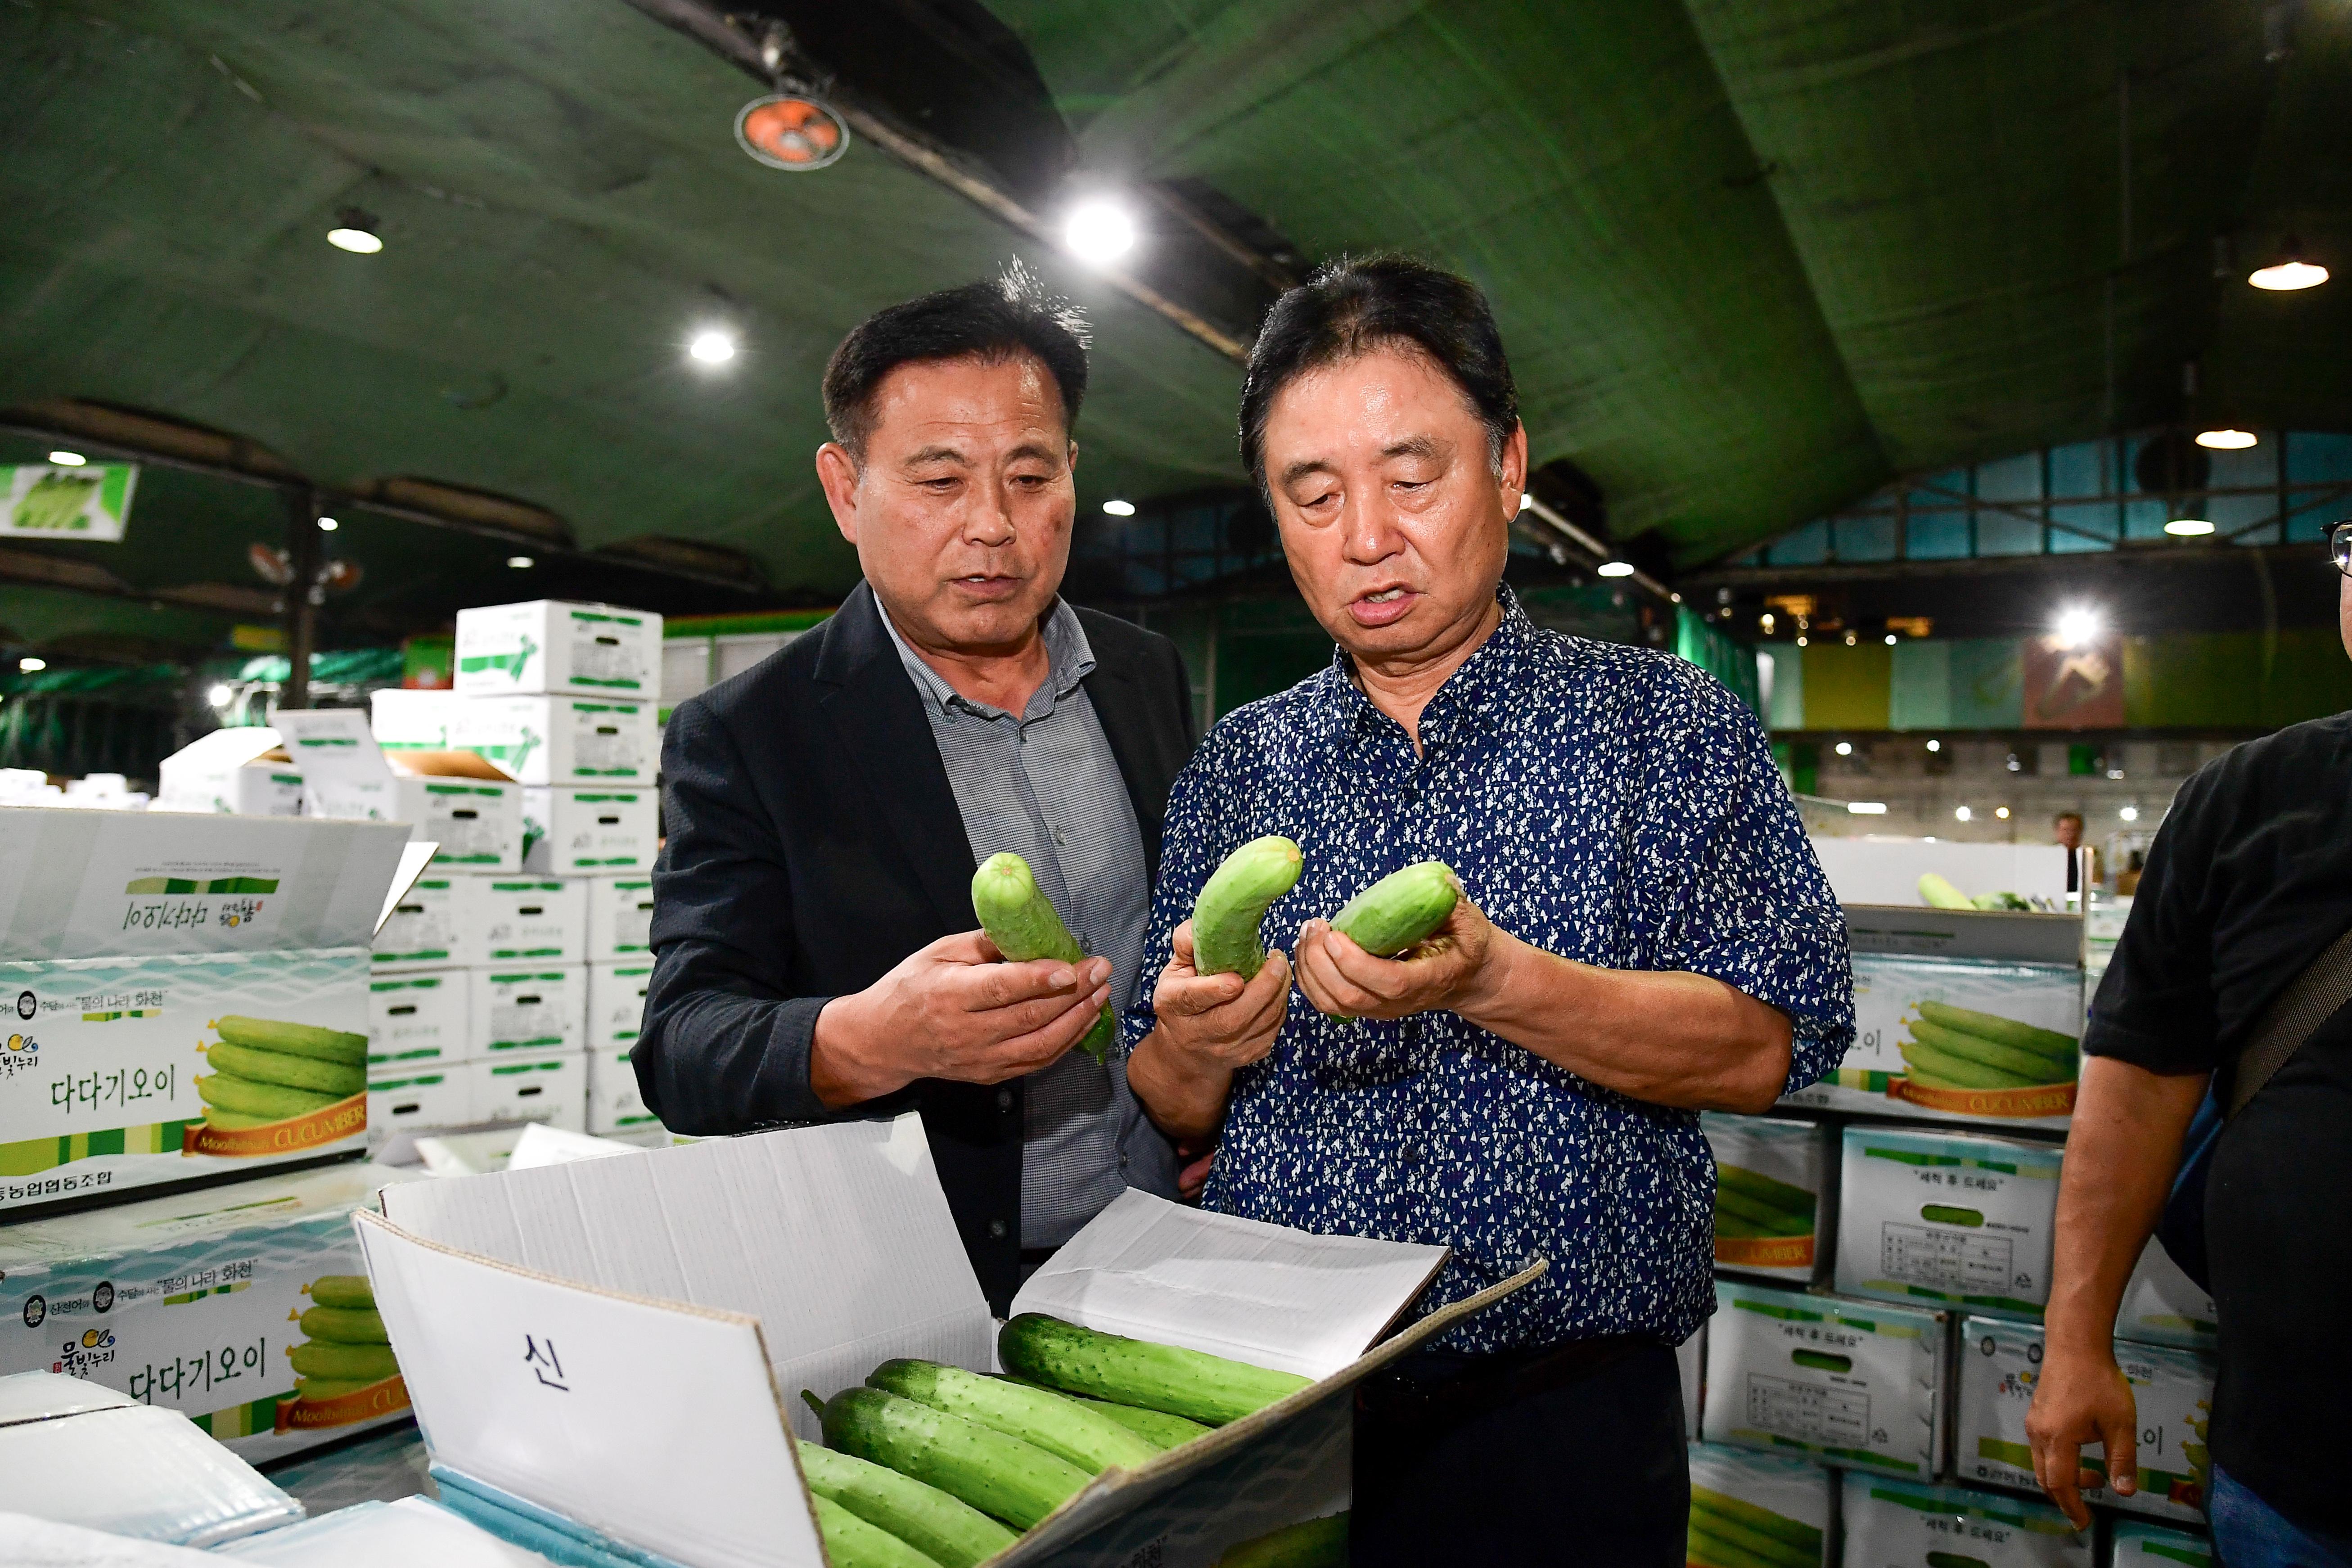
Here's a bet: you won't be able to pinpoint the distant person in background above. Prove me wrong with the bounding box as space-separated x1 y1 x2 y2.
2052 810 2085 853
2027 521 2352 1564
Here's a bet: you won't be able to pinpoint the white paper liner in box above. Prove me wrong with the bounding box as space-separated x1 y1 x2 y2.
0 1372 303 1547
1838 1472 2088 1568
218 1495 559 1567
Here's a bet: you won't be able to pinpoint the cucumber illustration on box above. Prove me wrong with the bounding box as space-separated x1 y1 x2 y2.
1686 1484 1822 1568
193 1017 368 1149
279 1274 409 1431
1897 1000 2078 1095
1714 1166 1817 1244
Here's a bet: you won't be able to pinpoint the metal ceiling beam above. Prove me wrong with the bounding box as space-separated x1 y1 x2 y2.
615 0 1251 364
1684 537 2331 591
0 545 280 619
1519 495 1679 605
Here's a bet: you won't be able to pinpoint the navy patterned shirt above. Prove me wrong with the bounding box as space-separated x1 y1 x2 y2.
1127 587 1853 1352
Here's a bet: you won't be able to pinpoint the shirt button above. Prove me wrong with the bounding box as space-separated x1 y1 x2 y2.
987 1219 1008 1239
996 1089 1014 1113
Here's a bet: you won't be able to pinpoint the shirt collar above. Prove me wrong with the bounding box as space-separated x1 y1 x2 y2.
879 595 1097 721
1311 582 1538 748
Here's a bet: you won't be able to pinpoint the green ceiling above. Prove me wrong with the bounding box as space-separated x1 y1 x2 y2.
0 0 2345 654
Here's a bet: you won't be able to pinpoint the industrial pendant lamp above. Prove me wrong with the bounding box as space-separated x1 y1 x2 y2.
2248 237 2328 291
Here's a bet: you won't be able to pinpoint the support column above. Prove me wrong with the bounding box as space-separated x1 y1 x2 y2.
282 488 323 710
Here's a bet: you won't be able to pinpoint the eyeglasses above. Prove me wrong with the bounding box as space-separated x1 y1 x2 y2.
2334 520 2352 578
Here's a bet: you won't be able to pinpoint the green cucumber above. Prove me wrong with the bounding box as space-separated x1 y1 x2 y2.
1191 836 1304 979
214 1016 368 1065
196 1108 282 1130
1214 1512 1348 1568
1329 862 1459 957
999 1314 1311 1426
195 1072 342 1121
1897 1037 2038 1090
811 1492 946 1568
1909 1018 2075 1083
208 1040 365 1098
969 852 1115 1063
1690 1487 1822 1556
1918 873 1973 910
870 1358 1158 1473
819 1386 1088 1530
299 1305 387 1344
1914 1000 2077 1058
309 1275 374 1309
798 1442 1014 1568
290 1340 399 1383
1072 1396 1212 1450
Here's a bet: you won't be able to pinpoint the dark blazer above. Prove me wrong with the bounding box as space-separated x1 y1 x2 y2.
633 581 1198 1311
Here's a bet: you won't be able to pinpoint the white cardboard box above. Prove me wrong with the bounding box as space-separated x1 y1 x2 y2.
369 971 469 1068
278 709 525 874
154 728 304 817
464 1052 583 1134
2118 1236 2217 1351
219 1494 563 1567
1835 1125 2063 1320
586 1047 653 1136
1702 1112 1829 1284
1838 1473 2088 1568
585 874 655 961
369 689 460 752
455 696 659 786
2110 1520 2213 1567
1955 1315 2213 1523
455 601 663 699
469 966 586 1058
521 785 658 876
355 1116 1530 1568
1685 1442 1828 1568
473 876 589 965
374 873 470 972
1703 1279 1947 1478
369 1063 475 1141
0 1164 422 1462
586 963 653 1135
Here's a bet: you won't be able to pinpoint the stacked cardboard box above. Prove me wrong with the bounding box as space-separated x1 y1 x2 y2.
359 601 662 1141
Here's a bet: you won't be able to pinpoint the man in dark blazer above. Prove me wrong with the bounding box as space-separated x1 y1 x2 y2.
634 268 1195 1311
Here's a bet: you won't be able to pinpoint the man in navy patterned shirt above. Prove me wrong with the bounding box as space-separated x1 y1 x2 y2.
1124 257 1854 1565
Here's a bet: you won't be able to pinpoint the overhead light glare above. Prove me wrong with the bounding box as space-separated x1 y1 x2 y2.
1995 806 2011 820
1595 560 1636 578
2195 428 2257 450
1954 805 1972 822
326 225 382 254
2164 516 2215 536
18 657 46 673
1847 801 1888 815
1926 739 1942 752
1063 197 1138 265
1102 499 1135 517
507 555 535 570
1834 741 1853 757
316 516 339 532
46 450 86 467
2120 805 2141 822
1883 633 1898 645
207 683 234 707
2054 605 2102 649
688 329 737 366
1794 635 1807 647
2249 254 2327 291
1670 593 1682 604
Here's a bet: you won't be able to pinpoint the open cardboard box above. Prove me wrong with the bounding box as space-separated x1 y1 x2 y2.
277 709 526 873
356 1115 1541 1568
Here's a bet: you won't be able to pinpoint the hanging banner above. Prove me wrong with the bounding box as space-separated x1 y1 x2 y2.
2 463 137 541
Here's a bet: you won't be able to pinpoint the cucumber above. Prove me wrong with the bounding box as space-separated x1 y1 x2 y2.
208 1040 366 1099
1071 1396 1212 1450
1214 1512 1347 1568
290 1340 399 1383
969 852 1116 1063
869 1358 1158 1474
1191 836 1304 979
1914 1000 2077 1058
798 1442 1015 1568
214 1016 368 1065
292 1377 374 1403
999 1315 1311 1426
195 1108 281 1131
811 1492 946 1568
309 1275 374 1309
299 1305 388 1344
1918 873 1973 910
1898 1037 2038 1090
1909 1018 2074 1083
1329 862 1459 957
195 1073 342 1121
819 1386 1088 1530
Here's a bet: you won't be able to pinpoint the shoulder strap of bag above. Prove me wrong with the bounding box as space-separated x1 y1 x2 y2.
2227 923 2352 1117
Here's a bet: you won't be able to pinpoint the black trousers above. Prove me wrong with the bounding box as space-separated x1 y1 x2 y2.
1351 1338 1688 1568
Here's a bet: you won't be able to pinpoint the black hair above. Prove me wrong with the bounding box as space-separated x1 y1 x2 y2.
822 260 1090 459
1238 253 1519 490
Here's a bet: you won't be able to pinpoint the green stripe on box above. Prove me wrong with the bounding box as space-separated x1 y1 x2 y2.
489 1039 564 1051
0 1117 198 1176
194 1391 290 1439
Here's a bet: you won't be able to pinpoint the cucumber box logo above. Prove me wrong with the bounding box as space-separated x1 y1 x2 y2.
461 636 538 683
5 990 39 1077
120 874 278 935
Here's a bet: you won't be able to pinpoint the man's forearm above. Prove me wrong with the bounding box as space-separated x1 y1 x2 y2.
2043 1055 2207 1352
1126 1026 1235 1142
1455 933 1793 1111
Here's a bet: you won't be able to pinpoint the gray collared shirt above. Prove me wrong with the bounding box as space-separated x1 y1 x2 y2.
881 598 1176 1248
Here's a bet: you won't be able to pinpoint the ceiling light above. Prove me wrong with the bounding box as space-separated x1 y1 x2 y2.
1760 613 1776 634
2120 805 2140 822
18 657 45 673
316 516 339 532
1794 635 1807 647
507 555 535 569
207 684 233 707
1102 499 1135 517
1883 633 1898 645
1955 805 1972 822
1670 593 1682 604
2248 240 2327 291
2054 605 2102 649
326 206 383 254
46 450 86 467
688 329 737 366
2165 516 2215 536
1834 741 1853 756
1995 806 2011 820
1926 739 1942 752
1595 560 1635 578
1063 197 1138 265
1847 801 1888 815
2195 428 2257 450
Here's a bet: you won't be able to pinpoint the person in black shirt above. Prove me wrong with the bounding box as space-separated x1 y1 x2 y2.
2028 521 2352 1565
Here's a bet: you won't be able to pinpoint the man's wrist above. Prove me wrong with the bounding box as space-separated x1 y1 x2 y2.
810 990 904 1109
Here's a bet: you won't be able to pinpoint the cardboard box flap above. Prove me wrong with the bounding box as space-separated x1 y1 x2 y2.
376 1115 992 1423
391 749 518 783
376 841 440 938
1010 1190 1449 1380
160 725 284 774
355 1214 816 1568
0 1369 136 1425
1843 904 2085 965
